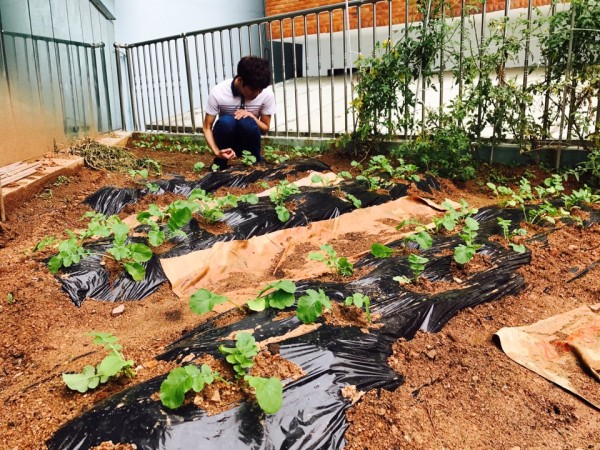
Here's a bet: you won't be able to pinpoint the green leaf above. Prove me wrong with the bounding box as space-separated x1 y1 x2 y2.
454 245 476 265
371 243 394 258
297 289 330 324
130 243 153 263
123 262 146 281
265 290 296 309
48 255 63 273
63 365 98 393
168 207 192 232
189 288 229 315
160 367 194 409
337 258 354 276
247 297 266 312
275 205 290 222
246 375 283 414
510 243 526 253
108 245 130 261
97 354 130 380
259 280 297 295
148 230 165 247
307 252 325 262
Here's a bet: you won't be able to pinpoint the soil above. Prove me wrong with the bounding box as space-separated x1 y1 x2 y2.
1 143 599 450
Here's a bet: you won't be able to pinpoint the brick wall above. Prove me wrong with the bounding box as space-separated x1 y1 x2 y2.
265 0 553 39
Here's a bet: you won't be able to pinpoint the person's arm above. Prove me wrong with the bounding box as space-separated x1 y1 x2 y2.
203 114 235 159
233 110 272 135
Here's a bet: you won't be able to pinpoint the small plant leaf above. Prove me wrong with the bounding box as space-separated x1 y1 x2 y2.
189 288 228 315
63 365 98 393
246 375 283 414
247 297 266 312
123 262 146 282
159 367 194 409
371 243 394 258
297 289 331 324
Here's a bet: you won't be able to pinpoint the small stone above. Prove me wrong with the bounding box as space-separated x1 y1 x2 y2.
568 244 578 251
143 359 158 368
377 408 386 416
391 425 399 435
404 434 412 443
111 305 125 316
472 375 479 382
181 353 196 363
425 350 437 360
211 390 221 403
589 304 600 312
509 447 521 450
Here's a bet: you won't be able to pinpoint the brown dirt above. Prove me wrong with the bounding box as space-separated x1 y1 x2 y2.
1 146 599 449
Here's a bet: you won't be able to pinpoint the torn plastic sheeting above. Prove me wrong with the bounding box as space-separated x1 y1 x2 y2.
48 237 529 450
56 239 168 306
85 160 332 215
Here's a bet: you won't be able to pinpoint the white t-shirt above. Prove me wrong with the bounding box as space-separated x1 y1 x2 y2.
205 78 276 118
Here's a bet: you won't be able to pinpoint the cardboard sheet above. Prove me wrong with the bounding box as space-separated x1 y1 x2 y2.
496 302 600 409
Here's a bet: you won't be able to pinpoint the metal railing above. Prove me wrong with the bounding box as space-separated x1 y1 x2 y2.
1 28 115 133
114 0 599 146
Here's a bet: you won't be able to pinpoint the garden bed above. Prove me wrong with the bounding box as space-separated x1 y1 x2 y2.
0 140 599 449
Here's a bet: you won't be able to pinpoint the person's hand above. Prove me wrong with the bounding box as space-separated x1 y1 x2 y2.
234 109 256 120
218 148 236 160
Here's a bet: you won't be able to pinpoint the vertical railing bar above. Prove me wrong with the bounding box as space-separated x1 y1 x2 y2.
89 46 101 130
183 35 197 133
175 39 186 133
140 46 152 130
542 3 556 137
45 41 56 115
155 43 165 130
114 45 127 131
387 0 393 134
231 28 237 76
202 33 212 98
292 16 300 137
404 0 410 136
258 22 264 58
167 41 178 132
329 11 335 136
31 37 45 113
458 0 466 117
317 13 324 137
438 0 445 125
211 32 218 89
148 44 160 130
161 42 172 132
351 6 359 133
420 0 432 133
126 48 140 131
520 0 533 146
557 3 577 168
372 2 376 57
194 35 205 122
65 42 79 131
304 15 311 137
478 0 487 152
220 30 227 80
279 18 289 136
248 24 253 55
0 9 16 129
342 6 349 134
74 43 88 128
22 36 37 111
134 46 148 131
267 21 278 135
100 45 112 131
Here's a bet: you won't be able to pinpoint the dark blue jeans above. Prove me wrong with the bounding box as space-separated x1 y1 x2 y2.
212 114 262 169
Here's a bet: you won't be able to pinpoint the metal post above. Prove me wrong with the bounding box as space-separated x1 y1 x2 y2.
175 40 185 132
317 13 324 137
194 35 205 122
148 44 160 130
162 41 173 131
279 19 289 137
114 44 127 131
291 16 300 137
520 0 533 146
90 45 102 130
155 42 166 130
304 16 312 137
329 12 335 136
183 35 197 133
126 47 140 131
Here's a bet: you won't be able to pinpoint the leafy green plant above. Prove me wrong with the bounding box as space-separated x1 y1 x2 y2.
454 217 482 264
219 332 283 414
63 332 135 393
345 193 362 209
241 150 257 166
497 218 527 253
403 228 433 250
263 145 290 164
296 288 332 324
160 364 219 409
193 161 206 174
47 231 89 273
371 243 394 258
562 186 600 209
308 244 354 276
189 288 241 314
344 293 371 323
246 280 297 312
394 253 429 284
269 181 300 222
433 200 478 233
7 293 15 305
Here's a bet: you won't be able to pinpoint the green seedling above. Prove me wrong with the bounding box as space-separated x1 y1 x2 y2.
189 288 241 314
371 243 394 258
433 200 478 233
296 288 332 324
219 332 283 415
241 150 257 166
193 161 206 174
62 332 135 393
344 293 371 323
308 244 354 276
394 253 429 284
7 293 15 305
269 181 300 222
497 218 527 253
404 228 433 250
454 217 482 265
563 186 600 210
211 164 219 172
159 364 219 409
34 236 56 252
246 280 297 312
344 193 362 209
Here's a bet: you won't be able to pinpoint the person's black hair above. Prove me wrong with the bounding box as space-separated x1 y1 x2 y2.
237 56 271 90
